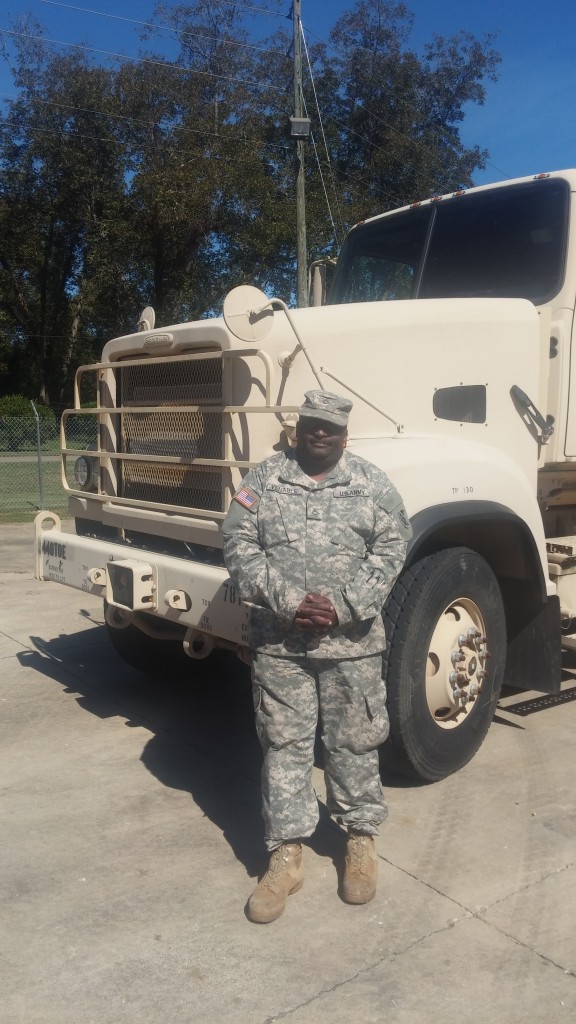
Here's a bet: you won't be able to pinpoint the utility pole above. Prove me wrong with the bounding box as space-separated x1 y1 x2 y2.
292 0 308 307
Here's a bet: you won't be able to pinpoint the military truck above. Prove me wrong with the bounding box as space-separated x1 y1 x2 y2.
35 169 576 781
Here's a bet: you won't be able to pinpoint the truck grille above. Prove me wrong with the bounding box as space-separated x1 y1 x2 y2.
119 357 223 512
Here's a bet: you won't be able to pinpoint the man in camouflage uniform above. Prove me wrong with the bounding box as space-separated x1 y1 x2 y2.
223 390 411 923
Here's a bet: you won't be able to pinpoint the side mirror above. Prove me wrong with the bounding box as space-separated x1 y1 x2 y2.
308 259 337 306
222 285 274 342
222 286 324 387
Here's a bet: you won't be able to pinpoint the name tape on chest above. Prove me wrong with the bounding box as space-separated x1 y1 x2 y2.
333 488 370 498
266 484 301 495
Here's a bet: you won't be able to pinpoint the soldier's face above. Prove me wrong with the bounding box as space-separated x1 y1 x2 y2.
296 417 347 471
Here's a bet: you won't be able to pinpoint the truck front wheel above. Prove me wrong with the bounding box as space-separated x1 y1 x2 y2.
382 547 506 782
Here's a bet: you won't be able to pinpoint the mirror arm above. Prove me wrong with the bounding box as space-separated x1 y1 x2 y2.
253 298 324 387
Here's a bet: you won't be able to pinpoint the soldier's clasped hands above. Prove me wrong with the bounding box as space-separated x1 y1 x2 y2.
294 592 339 632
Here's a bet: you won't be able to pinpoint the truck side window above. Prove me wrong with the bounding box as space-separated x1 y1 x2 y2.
433 385 487 424
332 205 430 304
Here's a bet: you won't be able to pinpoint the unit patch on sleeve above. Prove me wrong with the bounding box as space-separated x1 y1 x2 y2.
234 485 260 511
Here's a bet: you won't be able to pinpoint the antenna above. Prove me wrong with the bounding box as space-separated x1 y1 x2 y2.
293 0 308 308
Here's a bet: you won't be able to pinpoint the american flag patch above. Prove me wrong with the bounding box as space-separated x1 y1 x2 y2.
234 486 259 510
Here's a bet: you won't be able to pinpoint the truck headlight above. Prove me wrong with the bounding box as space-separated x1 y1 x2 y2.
74 454 95 489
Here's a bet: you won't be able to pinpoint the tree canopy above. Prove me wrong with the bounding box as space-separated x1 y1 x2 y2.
0 0 500 406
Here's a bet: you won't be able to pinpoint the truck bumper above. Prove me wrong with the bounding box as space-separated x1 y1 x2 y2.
34 511 248 649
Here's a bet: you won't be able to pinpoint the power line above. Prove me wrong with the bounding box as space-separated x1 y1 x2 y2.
0 108 430 214
0 331 80 339
157 0 289 18
0 27 287 96
32 0 498 179
0 112 294 157
4 16 500 183
39 0 287 56
0 14 504 203
300 25 344 243
301 22 511 182
0 91 292 152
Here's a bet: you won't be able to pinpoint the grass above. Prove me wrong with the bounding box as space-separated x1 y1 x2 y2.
0 455 69 523
0 416 96 522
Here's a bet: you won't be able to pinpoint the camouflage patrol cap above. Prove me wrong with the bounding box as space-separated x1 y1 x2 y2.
298 390 353 428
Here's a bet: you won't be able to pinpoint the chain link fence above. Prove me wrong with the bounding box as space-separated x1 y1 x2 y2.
0 409 97 523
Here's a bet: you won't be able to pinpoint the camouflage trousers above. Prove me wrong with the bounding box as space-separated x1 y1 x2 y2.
251 652 389 851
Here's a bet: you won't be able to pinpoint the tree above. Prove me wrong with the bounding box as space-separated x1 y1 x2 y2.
0 1 501 405
317 1 501 223
0 20 134 404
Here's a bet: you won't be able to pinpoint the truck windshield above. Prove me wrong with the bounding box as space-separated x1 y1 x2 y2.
331 178 569 306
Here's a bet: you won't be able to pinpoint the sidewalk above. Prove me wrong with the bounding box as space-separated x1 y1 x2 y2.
1 520 37 573
1 523 575 1023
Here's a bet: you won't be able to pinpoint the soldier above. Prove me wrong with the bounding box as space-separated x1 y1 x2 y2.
223 390 411 923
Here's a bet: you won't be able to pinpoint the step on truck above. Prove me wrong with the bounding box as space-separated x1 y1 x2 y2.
36 169 576 781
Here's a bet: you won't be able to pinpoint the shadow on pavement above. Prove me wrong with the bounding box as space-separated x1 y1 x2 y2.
18 631 266 875
18 626 413 878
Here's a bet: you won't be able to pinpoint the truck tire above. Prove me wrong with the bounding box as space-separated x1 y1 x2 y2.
382 547 506 782
104 601 195 679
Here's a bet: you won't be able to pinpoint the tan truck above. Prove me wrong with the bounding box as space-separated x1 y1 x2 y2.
36 168 576 781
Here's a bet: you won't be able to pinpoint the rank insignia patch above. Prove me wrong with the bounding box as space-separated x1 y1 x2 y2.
234 486 259 510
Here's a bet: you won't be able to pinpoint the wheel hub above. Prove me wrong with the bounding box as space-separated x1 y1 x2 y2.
425 601 490 729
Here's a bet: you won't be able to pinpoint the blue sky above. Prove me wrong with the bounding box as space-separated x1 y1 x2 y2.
1 0 576 188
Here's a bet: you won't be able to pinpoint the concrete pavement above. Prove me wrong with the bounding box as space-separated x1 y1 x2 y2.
1 521 575 1023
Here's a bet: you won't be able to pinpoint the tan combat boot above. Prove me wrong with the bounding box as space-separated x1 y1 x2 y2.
246 843 304 924
341 831 378 905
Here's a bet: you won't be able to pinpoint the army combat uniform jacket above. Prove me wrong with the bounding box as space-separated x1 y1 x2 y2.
222 449 411 659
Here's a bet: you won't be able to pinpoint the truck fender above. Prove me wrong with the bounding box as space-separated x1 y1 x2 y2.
402 500 561 694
